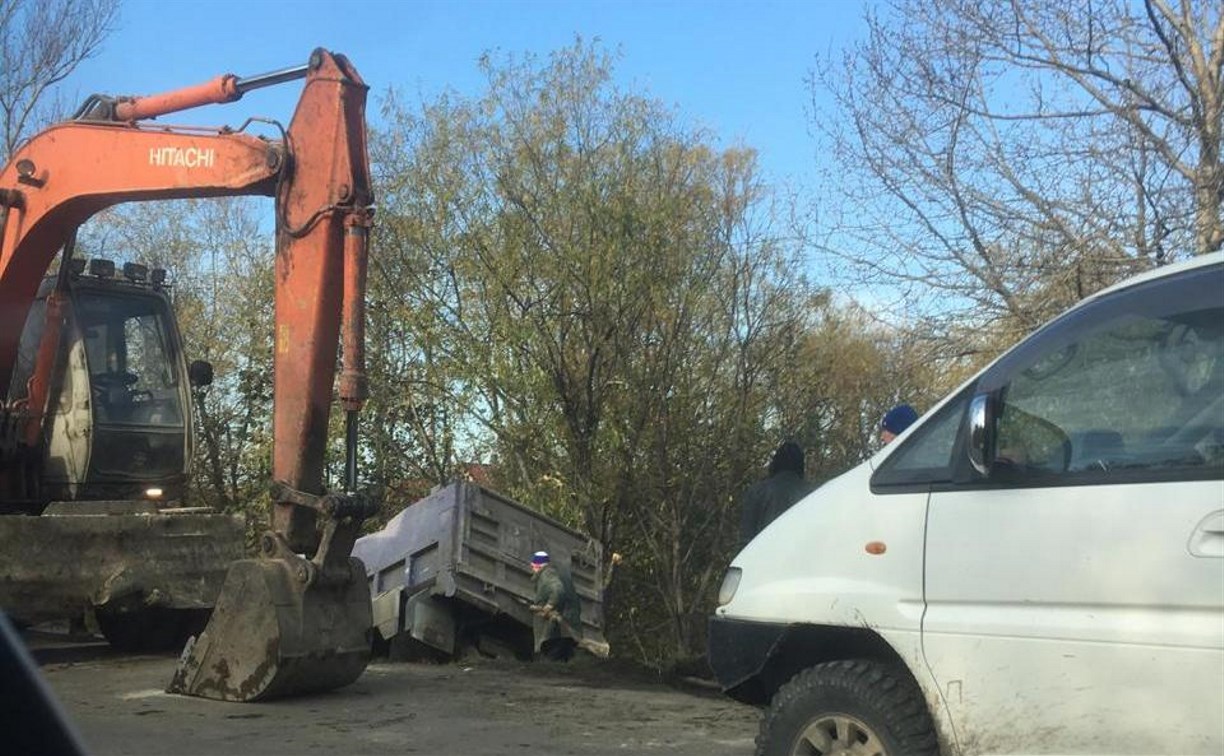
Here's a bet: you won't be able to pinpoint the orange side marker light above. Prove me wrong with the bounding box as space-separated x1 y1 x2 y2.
865 541 887 555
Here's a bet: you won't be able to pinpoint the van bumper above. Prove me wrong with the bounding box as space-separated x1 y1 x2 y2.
707 615 787 702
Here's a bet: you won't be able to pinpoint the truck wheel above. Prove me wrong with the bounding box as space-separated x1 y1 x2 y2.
756 659 939 756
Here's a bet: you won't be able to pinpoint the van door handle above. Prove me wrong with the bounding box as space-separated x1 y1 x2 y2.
1188 510 1224 558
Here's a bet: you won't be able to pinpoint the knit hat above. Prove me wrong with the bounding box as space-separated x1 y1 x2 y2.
531 551 550 566
881 404 919 435
768 441 805 476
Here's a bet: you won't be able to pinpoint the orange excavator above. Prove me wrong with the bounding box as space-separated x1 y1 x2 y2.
0 49 377 701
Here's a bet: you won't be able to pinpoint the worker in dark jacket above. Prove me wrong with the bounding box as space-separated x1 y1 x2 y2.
530 551 581 661
739 441 815 549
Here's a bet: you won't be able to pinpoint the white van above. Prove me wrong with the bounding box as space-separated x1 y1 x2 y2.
709 253 1224 756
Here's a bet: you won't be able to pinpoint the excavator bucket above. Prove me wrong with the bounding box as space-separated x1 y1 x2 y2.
166 549 372 702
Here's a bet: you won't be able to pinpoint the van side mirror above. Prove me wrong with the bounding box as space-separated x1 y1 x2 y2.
188 360 214 388
967 393 994 476
967 392 1073 479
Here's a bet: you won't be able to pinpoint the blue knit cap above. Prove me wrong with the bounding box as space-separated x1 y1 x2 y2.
531 551 550 566
881 404 919 435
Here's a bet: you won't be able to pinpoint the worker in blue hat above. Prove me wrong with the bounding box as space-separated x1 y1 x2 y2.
880 404 919 444
529 551 581 661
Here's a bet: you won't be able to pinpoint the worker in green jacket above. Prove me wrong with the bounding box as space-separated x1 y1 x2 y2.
530 551 581 662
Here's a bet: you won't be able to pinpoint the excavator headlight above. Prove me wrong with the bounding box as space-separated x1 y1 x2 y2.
150 268 167 286
145 487 164 499
123 262 148 282
68 258 86 276
89 258 115 278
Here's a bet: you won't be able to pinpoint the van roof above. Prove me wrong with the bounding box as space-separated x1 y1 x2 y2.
1086 251 1223 304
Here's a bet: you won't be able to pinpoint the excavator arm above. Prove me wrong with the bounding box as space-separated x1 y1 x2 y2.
0 49 377 701
0 125 279 392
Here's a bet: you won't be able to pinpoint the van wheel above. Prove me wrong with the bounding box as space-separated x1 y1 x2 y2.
756 659 939 756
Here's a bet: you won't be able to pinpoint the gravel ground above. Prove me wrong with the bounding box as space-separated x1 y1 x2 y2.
31 635 760 756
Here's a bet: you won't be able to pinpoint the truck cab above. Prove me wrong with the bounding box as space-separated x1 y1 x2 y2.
709 253 1224 756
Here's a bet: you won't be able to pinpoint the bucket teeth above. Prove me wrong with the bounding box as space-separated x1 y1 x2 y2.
167 557 371 702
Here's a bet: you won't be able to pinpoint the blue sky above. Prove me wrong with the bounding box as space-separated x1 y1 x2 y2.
65 0 869 189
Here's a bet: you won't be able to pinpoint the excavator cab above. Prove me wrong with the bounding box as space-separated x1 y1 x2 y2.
1 261 244 652
10 262 196 505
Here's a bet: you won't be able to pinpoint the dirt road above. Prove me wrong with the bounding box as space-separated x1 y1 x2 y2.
34 637 759 756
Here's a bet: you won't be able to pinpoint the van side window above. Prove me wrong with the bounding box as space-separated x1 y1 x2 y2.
989 265 1223 484
871 388 971 489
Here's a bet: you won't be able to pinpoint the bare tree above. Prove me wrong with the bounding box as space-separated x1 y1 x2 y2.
0 0 119 159
812 0 1222 347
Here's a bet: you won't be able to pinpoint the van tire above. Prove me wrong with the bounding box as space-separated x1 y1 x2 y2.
755 659 939 756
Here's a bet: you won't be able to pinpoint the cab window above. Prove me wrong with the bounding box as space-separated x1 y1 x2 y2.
986 264 1223 484
871 387 971 490
77 292 184 427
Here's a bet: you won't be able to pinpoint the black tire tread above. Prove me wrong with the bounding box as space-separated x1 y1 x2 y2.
755 658 940 756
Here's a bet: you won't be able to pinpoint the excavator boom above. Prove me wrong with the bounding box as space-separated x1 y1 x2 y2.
0 49 377 701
